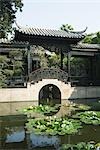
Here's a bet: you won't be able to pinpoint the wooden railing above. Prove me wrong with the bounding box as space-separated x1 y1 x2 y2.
29 68 68 84
5 76 27 87
70 76 100 86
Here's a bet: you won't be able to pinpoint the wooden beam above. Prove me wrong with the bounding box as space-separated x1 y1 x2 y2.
71 51 95 56
67 51 71 81
27 45 31 76
60 50 64 69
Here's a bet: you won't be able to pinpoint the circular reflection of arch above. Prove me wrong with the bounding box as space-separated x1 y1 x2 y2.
39 84 61 106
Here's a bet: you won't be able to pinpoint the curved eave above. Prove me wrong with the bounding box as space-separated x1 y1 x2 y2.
14 30 85 44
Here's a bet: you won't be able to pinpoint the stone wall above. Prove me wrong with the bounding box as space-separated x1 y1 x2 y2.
0 79 100 103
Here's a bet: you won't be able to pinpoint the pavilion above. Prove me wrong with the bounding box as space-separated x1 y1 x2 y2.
0 27 100 104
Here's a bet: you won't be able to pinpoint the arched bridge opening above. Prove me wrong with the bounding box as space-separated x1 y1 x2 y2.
39 84 61 106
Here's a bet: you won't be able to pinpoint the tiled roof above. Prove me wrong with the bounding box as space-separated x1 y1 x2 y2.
16 27 85 39
72 43 100 50
0 38 27 45
0 38 10 43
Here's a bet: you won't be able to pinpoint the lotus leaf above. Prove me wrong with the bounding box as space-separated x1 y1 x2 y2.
72 111 100 125
26 117 82 135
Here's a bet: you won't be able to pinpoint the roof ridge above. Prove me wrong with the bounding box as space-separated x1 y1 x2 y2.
72 43 100 49
15 26 85 39
70 27 88 34
18 26 69 32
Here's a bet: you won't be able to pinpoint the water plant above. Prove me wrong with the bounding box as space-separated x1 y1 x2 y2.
19 104 59 117
26 117 82 135
18 102 91 118
72 111 100 125
60 142 99 150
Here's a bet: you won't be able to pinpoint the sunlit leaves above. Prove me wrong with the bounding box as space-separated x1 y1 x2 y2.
19 104 59 116
72 111 100 125
26 117 82 135
60 142 98 150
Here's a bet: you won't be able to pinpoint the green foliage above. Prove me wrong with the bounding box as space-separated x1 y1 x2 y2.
0 0 23 38
91 32 100 44
82 34 93 43
60 142 98 150
66 102 91 111
0 55 10 68
0 70 7 87
60 24 100 44
70 57 88 76
9 50 23 59
4 69 14 77
19 104 100 142
0 50 26 88
95 143 100 148
48 53 61 68
63 57 67 66
19 103 90 119
82 32 100 44
72 111 100 125
32 46 48 68
26 117 82 135
0 55 10 87
60 24 74 31
39 52 48 68
76 104 90 111
19 104 59 116
9 50 24 76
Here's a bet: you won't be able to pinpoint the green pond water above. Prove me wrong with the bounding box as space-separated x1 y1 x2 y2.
0 100 100 150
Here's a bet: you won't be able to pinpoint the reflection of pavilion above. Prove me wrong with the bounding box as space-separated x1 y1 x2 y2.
0 115 100 149
0 115 27 149
0 115 60 149
26 133 60 149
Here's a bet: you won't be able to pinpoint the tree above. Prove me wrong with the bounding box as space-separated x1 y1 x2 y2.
0 55 10 87
0 50 26 88
91 32 100 44
0 0 23 38
82 32 100 44
9 50 24 76
60 24 74 31
48 53 61 68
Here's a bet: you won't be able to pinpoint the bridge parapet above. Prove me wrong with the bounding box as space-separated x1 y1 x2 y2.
29 68 68 84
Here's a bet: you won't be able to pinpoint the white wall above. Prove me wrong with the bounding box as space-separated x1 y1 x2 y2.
0 79 100 103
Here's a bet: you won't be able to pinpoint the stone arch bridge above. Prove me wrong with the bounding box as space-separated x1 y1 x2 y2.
28 68 71 105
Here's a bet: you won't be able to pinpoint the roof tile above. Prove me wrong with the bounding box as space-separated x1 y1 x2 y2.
72 43 100 49
16 27 85 39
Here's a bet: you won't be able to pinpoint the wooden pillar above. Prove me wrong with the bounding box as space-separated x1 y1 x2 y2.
67 51 71 81
90 57 93 83
27 44 31 77
94 54 100 85
60 50 64 69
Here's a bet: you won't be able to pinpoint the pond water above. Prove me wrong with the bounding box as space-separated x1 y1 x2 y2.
0 100 100 150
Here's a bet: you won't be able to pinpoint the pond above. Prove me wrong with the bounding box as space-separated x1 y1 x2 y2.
0 100 100 150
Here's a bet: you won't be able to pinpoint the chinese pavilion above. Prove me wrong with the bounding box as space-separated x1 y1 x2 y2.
0 26 100 104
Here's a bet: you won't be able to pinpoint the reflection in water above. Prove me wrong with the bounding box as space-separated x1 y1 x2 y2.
30 134 60 148
6 129 25 143
61 125 100 144
0 115 100 149
0 101 100 149
0 116 27 150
